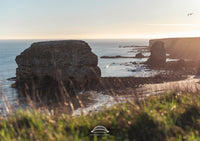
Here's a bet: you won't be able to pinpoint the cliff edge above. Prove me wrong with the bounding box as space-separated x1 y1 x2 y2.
149 37 200 59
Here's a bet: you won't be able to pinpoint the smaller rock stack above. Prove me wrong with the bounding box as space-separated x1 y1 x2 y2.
148 41 166 67
15 40 101 96
135 53 145 58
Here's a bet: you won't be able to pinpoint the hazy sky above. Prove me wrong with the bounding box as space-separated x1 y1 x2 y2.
0 0 200 39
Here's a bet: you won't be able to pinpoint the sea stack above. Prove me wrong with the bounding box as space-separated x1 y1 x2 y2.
148 41 166 67
15 40 101 94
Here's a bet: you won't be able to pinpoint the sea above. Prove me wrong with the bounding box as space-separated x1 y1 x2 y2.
0 39 175 114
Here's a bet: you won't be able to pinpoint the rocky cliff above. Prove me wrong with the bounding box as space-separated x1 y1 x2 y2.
15 40 101 95
149 37 200 59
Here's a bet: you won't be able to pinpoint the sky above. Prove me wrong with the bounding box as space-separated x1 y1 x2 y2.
0 0 200 39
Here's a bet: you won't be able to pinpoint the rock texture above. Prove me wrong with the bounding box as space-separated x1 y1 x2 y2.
149 37 200 59
147 41 166 67
196 61 200 75
135 53 145 58
15 40 101 92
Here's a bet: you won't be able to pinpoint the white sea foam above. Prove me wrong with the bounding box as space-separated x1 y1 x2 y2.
73 93 115 116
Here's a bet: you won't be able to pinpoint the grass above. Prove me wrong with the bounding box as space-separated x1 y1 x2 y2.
0 91 200 141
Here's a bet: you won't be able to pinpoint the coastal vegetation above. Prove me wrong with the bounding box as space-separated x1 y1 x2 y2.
0 91 199 141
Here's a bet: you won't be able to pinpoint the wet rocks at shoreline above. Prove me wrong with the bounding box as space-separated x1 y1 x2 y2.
99 71 188 93
119 45 148 48
101 54 147 59
101 55 135 59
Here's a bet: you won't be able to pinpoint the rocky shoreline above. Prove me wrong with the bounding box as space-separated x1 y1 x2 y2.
3 38 200 116
8 39 200 108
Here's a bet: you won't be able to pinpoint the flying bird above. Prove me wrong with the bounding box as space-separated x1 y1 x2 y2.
187 13 194 16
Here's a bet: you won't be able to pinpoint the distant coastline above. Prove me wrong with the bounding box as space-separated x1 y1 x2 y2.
149 37 200 59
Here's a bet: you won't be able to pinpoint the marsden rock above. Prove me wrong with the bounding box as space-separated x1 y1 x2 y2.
148 41 166 67
15 40 101 93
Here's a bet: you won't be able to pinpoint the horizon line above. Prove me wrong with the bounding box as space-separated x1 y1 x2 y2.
0 38 149 41
1 36 200 41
